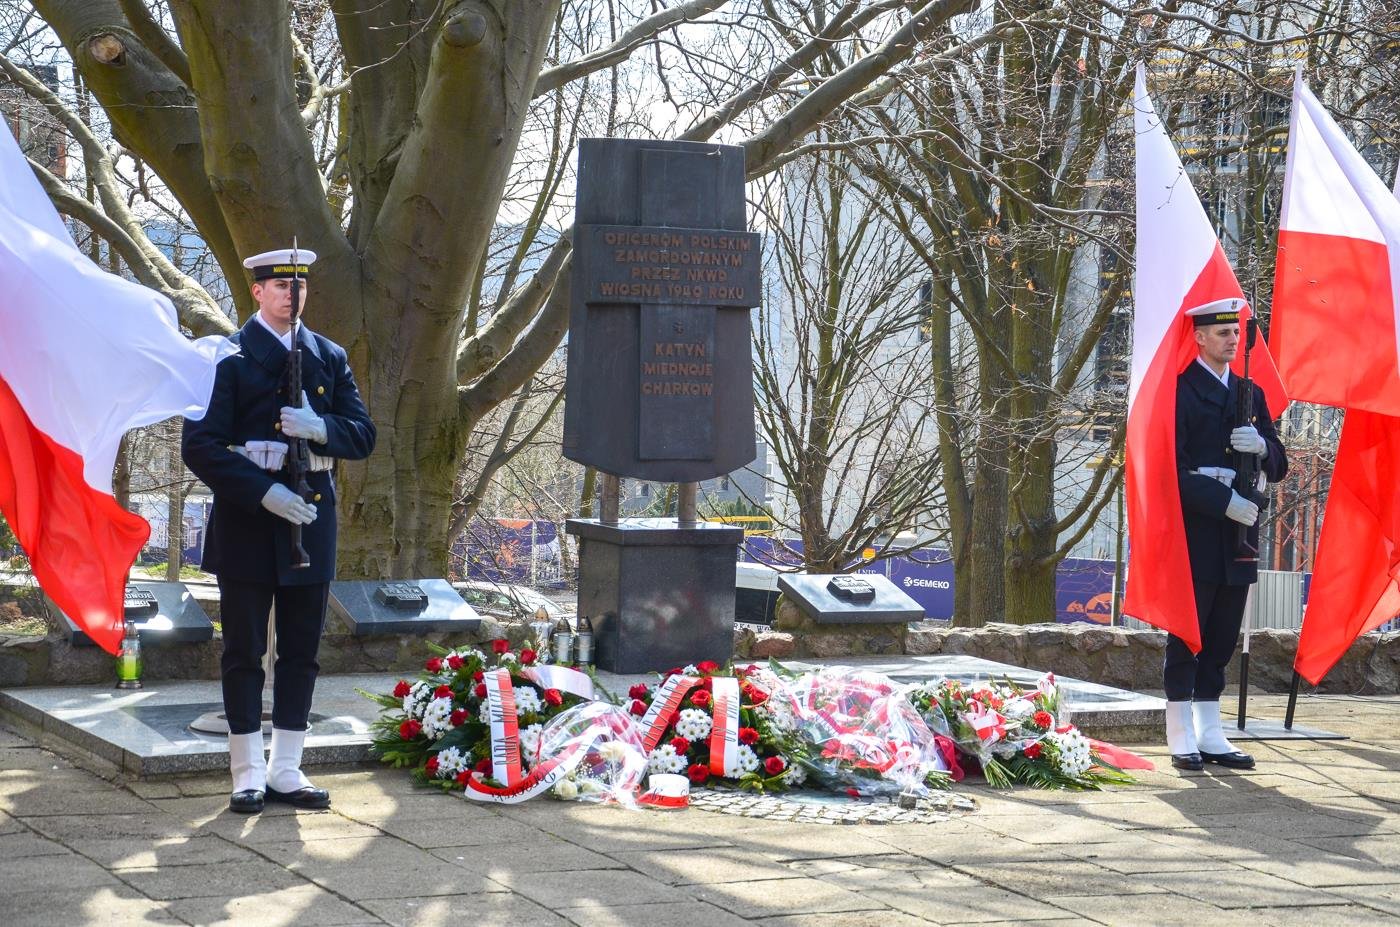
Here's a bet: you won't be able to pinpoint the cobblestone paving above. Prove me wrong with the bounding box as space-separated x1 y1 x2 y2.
1 693 1397 925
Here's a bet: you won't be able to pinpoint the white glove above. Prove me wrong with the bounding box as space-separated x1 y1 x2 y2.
1230 425 1267 456
280 391 328 443
261 483 317 525
1225 491 1259 527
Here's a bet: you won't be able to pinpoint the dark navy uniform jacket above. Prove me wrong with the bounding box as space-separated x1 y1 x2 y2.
182 316 375 585
1176 360 1287 587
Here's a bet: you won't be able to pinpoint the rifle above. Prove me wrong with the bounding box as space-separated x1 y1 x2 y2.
1232 317 1262 563
285 238 312 569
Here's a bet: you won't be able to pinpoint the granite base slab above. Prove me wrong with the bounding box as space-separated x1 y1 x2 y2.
0 656 1163 779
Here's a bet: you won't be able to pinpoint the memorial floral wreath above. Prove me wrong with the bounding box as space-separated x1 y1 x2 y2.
362 640 590 791
905 674 1138 790
624 661 810 792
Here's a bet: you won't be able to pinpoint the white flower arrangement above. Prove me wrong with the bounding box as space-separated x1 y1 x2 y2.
421 696 454 739
402 681 432 718
647 744 688 774
674 707 713 741
785 762 807 786
519 724 544 765
436 746 468 779
513 686 543 717
1047 728 1093 778
734 744 761 774
682 664 699 676
553 778 579 800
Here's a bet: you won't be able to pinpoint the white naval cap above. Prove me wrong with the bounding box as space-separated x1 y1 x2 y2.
1184 297 1245 328
242 248 318 281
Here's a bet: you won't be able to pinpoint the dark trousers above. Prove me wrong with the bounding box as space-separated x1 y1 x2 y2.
1163 581 1250 701
219 578 330 735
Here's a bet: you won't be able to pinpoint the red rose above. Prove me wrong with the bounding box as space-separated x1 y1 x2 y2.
492 638 510 655
1056 724 1074 734
425 657 444 672
764 756 786 776
747 688 769 706
399 719 422 740
698 677 714 693
629 699 647 716
670 736 691 753
665 667 684 677
434 684 453 700
450 709 468 727
455 770 471 786
697 660 720 675
474 757 492 774
738 726 759 745
628 683 651 700
544 688 563 707
393 680 411 698
687 764 710 784
690 690 712 708
424 756 440 777
1033 711 1054 729
474 683 487 698
473 670 485 682
1024 742 1043 760
446 654 464 670
845 788 861 799
521 648 538 665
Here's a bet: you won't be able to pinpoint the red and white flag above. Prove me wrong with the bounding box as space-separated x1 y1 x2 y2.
1123 66 1288 650
1272 72 1400 684
1272 71 1400 416
0 126 235 653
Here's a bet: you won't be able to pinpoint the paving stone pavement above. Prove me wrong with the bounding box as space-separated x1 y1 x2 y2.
1 693 1398 926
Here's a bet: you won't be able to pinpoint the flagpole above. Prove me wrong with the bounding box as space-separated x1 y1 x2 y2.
1283 669 1302 730
1237 586 1253 730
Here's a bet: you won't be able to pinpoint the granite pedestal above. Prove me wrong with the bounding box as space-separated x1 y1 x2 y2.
327 578 482 635
567 517 743 673
50 582 214 646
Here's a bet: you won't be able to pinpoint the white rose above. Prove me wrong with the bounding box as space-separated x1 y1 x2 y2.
554 778 579 800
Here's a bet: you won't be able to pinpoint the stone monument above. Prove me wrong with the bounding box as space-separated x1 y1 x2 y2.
564 138 760 673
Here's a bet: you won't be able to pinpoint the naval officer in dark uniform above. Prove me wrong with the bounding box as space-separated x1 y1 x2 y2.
1167 297 1287 771
183 248 375 812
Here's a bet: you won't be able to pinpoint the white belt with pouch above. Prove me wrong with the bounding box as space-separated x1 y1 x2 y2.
1192 466 1265 493
231 441 334 473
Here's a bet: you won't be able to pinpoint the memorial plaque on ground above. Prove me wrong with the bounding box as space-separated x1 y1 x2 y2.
777 573 925 625
563 138 760 481
51 581 214 646
328 578 482 636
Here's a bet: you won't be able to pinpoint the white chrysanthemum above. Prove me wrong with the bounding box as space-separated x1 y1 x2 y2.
755 701 795 733
682 664 699 676
513 686 543 716
478 700 492 723
436 747 468 778
785 762 807 787
402 681 432 718
498 651 517 665
453 648 486 665
647 745 687 774
1048 728 1093 778
733 744 760 774
674 708 713 741
421 696 454 739
597 740 631 765
519 724 544 765
553 778 579 800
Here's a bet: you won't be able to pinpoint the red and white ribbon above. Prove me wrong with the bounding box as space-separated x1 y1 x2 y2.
483 668 523 786
709 676 741 777
465 742 589 805
640 674 701 752
522 664 596 701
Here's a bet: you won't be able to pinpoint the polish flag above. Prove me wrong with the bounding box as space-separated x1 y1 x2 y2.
1273 73 1400 683
1271 71 1400 416
1123 66 1287 650
0 124 236 652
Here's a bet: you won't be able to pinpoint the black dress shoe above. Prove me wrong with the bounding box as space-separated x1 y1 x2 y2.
265 785 331 809
229 789 264 814
1201 750 1255 770
1171 753 1204 771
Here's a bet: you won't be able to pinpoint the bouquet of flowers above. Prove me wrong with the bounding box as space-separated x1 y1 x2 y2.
536 702 649 804
777 667 952 797
364 638 591 792
907 673 1134 790
623 661 807 792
